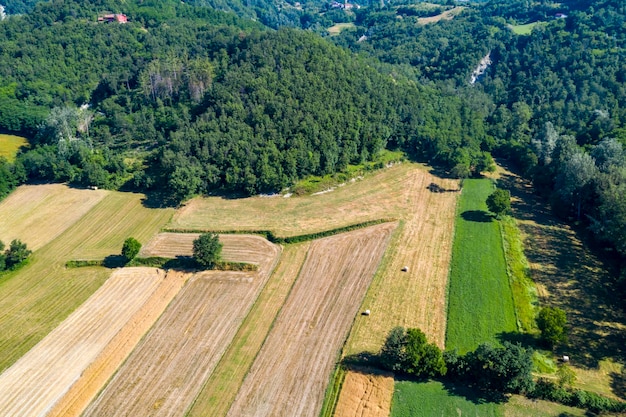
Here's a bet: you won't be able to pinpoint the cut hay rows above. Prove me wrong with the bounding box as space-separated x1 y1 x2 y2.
0 268 166 416
83 236 280 417
187 242 311 417
343 170 458 354
0 184 107 251
140 233 272 265
0 189 174 373
226 223 395 417
333 370 394 417
0 133 28 162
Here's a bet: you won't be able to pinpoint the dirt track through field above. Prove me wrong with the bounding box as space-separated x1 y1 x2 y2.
334 369 394 417
0 184 106 250
83 235 280 417
0 268 168 416
226 223 395 417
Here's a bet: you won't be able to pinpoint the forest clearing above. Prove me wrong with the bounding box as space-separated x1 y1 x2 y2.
0 134 28 162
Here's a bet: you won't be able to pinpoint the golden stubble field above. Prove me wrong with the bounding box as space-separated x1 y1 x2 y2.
83 235 281 417
0 187 174 373
226 223 395 417
0 268 184 417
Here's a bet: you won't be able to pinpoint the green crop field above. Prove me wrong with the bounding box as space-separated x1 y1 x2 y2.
0 134 28 162
391 381 501 417
391 381 587 417
510 22 541 35
445 179 517 353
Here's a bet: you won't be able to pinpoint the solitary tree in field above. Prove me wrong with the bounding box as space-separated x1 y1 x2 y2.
537 306 567 349
121 237 142 262
4 239 31 269
193 233 222 268
486 188 511 219
380 326 446 378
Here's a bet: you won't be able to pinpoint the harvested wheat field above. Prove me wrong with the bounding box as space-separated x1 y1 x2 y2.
0 184 107 250
333 369 394 417
226 223 395 417
187 243 311 417
83 235 280 417
0 190 173 373
170 163 419 236
0 268 172 416
418 6 465 24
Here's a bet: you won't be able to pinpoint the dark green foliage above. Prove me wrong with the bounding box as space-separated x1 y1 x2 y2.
536 306 567 349
461 342 535 394
530 378 626 414
486 188 511 218
0 240 5 271
121 237 141 262
4 239 31 269
379 327 446 378
192 232 222 268
65 259 104 268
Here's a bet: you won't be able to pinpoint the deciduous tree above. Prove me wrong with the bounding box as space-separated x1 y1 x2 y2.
193 232 222 268
486 188 511 218
121 237 142 262
537 306 567 349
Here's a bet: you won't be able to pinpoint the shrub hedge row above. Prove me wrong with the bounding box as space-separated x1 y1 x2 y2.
529 378 626 413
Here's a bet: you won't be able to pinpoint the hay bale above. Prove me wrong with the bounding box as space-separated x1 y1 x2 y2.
362 309 371 316
401 266 409 272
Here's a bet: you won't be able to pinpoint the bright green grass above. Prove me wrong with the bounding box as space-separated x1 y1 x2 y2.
391 381 502 417
446 179 517 353
510 21 541 35
0 134 28 162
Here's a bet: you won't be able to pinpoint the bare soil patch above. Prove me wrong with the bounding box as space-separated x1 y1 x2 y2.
83 236 280 417
494 163 626 399
334 369 394 417
0 184 107 250
0 268 167 416
226 223 395 417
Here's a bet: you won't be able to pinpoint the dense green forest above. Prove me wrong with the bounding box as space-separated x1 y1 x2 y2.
1 0 625 293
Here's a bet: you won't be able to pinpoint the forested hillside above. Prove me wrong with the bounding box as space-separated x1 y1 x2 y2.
1 0 626 293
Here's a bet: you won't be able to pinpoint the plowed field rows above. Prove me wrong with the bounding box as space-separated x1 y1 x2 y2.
226 223 395 417
0 184 107 250
83 236 280 417
0 268 165 416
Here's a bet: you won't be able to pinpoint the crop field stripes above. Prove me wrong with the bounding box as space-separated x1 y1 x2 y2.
0 268 169 416
226 223 395 417
83 235 280 417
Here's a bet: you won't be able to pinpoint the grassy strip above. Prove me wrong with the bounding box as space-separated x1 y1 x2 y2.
500 216 538 332
319 365 347 417
391 381 501 417
186 243 310 417
446 179 517 353
65 260 103 268
163 218 395 244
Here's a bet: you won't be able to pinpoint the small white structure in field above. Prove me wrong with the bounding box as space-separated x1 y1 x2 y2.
561 355 570 362
401 266 409 272
363 309 371 316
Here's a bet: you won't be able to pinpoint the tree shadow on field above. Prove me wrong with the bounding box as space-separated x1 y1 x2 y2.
610 368 626 400
493 159 626 375
440 380 509 405
461 210 493 223
341 352 380 370
102 255 127 268
497 331 539 348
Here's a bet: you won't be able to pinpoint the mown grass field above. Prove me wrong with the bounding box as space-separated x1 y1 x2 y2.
327 22 355 36
391 381 587 417
446 178 517 353
0 189 174 372
0 133 28 162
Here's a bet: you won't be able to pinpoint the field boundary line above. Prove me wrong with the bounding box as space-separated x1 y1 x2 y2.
163 218 397 244
212 245 311 417
47 269 190 417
